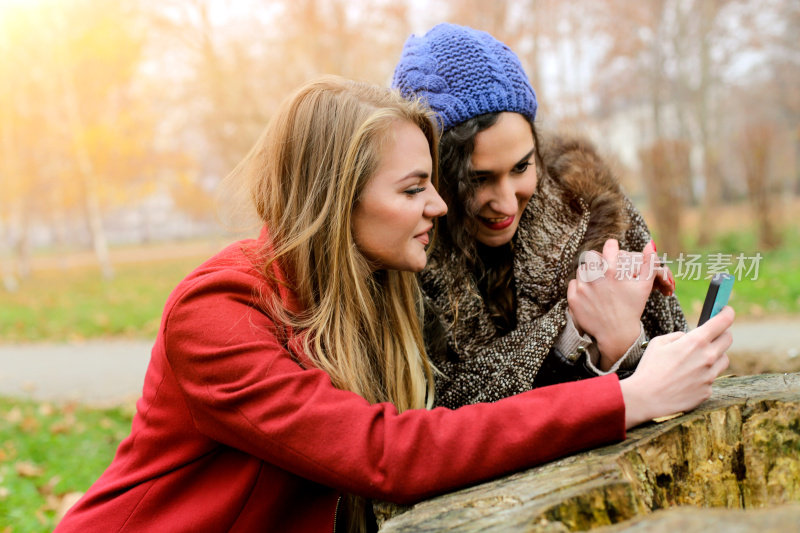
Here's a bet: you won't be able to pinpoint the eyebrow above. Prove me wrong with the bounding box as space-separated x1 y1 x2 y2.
396 170 430 182
471 147 536 176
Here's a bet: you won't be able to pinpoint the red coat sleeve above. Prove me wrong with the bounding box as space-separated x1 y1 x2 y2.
163 267 626 504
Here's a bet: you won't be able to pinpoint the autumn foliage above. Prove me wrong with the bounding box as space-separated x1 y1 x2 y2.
0 0 797 285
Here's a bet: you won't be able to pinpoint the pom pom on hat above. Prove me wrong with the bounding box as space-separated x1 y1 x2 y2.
392 23 537 132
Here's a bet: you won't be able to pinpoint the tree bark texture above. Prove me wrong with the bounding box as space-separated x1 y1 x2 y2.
377 373 800 532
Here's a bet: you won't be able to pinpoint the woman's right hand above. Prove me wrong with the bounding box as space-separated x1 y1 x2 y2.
619 306 734 429
568 239 657 369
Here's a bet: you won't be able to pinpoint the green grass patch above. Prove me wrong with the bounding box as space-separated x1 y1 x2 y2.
0 255 206 343
673 226 800 321
0 397 134 531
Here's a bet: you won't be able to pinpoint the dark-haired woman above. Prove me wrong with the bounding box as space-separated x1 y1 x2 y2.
393 23 688 408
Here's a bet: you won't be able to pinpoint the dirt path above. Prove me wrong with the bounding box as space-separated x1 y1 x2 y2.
0 339 152 406
1 318 799 406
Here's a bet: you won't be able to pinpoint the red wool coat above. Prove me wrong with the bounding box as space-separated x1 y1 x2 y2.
55 233 626 533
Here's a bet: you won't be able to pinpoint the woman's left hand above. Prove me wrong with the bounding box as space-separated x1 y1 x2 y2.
567 239 657 369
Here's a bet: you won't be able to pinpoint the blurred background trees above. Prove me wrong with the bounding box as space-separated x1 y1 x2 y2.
0 0 797 284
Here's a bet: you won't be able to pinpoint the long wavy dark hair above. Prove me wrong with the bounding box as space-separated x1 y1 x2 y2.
436 112 545 334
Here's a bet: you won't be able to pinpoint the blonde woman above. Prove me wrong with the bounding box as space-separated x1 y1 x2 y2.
55 77 733 533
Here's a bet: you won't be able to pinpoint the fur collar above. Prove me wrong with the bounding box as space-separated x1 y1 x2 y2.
542 135 630 268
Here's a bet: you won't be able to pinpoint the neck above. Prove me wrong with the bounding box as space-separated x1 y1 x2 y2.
474 242 517 334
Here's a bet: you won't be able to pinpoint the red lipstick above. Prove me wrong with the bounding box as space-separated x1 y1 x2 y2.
479 215 514 230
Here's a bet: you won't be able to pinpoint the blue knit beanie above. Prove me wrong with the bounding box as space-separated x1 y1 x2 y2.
392 23 537 132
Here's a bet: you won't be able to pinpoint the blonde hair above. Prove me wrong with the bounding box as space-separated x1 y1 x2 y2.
226 76 438 413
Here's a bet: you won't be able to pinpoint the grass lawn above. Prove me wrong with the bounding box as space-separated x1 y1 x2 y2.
0 397 134 532
0 254 208 343
672 226 800 323
0 226 799 343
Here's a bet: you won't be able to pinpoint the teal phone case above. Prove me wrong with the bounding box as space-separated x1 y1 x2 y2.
698 273 734 326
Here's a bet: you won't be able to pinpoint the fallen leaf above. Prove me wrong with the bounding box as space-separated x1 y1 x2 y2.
49 414 76 435
16 460 44 478
0 486 9 499
652 412 684 423
67 332 85 343
20 416 40 433
93 312 110 327
1 440 17 460
44 493 60 511
4 407 23 424
38 403 54 417
38 475 61 497
56 491 84 522
50 421 71 435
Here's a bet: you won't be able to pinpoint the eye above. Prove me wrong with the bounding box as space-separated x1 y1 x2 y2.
512 161 532 174
471 174 489 186
404 186 425 196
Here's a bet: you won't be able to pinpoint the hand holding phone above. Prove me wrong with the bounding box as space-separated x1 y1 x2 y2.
697 273 734 327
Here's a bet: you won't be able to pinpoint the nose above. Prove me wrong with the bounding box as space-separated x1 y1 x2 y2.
487 177 517 216
424 187 448 218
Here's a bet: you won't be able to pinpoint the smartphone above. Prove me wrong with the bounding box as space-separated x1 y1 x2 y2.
697 273 734 327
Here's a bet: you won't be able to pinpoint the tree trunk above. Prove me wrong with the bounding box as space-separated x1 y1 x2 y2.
377 373 800 532
639 139 689 257
741 122 781 250
794 127 800 196
51 31 114 279
0 221 19 292
700 143 722 244
0 73 23 290
648 0 667 141
695 0 722 247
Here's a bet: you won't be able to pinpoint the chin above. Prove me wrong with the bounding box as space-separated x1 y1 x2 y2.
477 234 513 247
381 255 427 273
408 252 429 272
407 258 427 272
